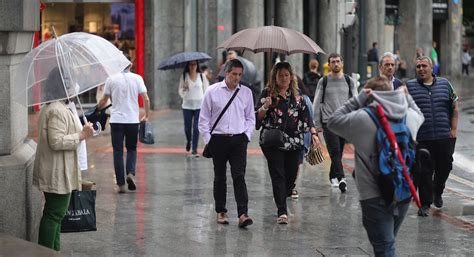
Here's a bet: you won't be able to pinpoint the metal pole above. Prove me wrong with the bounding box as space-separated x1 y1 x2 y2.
358 0 367 85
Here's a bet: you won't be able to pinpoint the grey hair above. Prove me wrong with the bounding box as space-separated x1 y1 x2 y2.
416 56 433 67
379 52 396 66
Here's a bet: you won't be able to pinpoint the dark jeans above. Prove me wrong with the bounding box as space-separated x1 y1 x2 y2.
262 147 300 216
182 109 200 152
110 123 139 186
413 138 456 206
462 64 469 75
209 133 249 217
38 192 71 251
360 197 409 257
322 123 346 181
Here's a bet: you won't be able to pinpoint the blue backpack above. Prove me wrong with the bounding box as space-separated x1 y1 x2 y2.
363 107 416 206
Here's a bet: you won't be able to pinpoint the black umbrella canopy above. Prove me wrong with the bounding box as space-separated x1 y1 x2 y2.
217 56 261 86
158 52 212 70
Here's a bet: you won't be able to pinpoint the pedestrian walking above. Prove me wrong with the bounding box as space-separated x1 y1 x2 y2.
367 42 379 63
432 41 440 75
178 61 209 157
98 64 150 193
327 76 424 257
378 52 404 90
198 59 256 228
33 67 95 251
201 64 214 84
303 58 322 102
394 50 407 79
462 48 471 76
256 62 320 224
312 53 358 192
407 56 459 217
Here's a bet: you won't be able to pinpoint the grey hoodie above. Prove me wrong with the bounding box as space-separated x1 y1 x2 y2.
327 90 424 200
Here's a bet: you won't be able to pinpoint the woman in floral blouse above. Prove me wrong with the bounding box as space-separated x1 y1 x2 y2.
256 62 321 224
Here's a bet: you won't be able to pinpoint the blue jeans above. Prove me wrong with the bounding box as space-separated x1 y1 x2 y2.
182 109 200 152
110 123 139 185
360 197 409 257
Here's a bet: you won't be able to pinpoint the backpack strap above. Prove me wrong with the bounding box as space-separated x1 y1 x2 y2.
321 75 352 103
363 107 381 128
321 76 328 103
344 74 353 98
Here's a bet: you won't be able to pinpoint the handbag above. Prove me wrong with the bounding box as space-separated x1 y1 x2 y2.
139 121 155 144
260 98 288 148
61 190 97 232
202 88 240 158
305 143 325 165
261 128 286 147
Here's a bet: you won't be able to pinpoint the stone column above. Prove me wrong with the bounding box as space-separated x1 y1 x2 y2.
0 0 41 241
276 0 304 76
366 0 385 54
235 0 264 89
197 0 218 73
398 0 432 78
417 0 433 61
376 1 385 53
147 0 185 109
318 0 337 63
440 0 462 77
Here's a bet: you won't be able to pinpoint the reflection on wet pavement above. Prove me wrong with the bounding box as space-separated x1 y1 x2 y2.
58 110 474 256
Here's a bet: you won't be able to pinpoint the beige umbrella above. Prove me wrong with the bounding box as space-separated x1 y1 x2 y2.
218 25 325 55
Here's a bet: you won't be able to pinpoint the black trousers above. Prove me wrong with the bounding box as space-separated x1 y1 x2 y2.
110 123 139 185
413 138 456 206
462 64 469 75
322 123 346 181
209 133 249 217
262 147 300 216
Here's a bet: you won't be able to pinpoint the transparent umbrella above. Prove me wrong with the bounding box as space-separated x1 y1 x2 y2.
13 31 130 134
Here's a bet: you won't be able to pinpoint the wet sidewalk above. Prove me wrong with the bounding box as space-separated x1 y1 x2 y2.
48 107 474 257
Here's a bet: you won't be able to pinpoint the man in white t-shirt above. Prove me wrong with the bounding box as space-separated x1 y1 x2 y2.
98 65 150 193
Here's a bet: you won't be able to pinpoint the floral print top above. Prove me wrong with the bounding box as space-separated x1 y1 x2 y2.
256 89 314 151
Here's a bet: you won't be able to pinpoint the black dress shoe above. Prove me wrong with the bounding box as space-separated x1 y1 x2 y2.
185 141 191 152
434 194 443 208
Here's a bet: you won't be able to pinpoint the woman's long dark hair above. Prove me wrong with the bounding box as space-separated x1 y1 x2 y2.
182 61 202 81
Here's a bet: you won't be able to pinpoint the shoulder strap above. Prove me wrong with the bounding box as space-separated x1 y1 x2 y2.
344 74 353 98
210 87 240 133
200 73 203 83
321 76 328 103
363 107 381 128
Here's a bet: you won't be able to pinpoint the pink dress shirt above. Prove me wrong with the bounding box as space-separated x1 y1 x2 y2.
199 81 256 144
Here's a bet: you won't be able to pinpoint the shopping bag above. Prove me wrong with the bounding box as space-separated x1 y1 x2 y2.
139 121 155 144
61 190 97 233
305 145 325 165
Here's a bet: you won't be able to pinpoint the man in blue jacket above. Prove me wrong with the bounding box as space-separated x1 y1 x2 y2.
406 56 459 217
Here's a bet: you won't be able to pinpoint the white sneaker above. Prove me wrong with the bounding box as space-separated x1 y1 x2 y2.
339 179 347 193
330 178 339 188
118 184 126 193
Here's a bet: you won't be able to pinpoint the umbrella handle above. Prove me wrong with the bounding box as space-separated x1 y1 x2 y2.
76 95 102 136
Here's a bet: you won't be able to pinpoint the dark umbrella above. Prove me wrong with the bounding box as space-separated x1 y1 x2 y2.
217 56 261 86
158 51 212 70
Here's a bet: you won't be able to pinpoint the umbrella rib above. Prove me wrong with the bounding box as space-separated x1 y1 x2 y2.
54 38 72 101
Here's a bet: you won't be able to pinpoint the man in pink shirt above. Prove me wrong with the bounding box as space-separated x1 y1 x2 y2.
199 59 256 228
